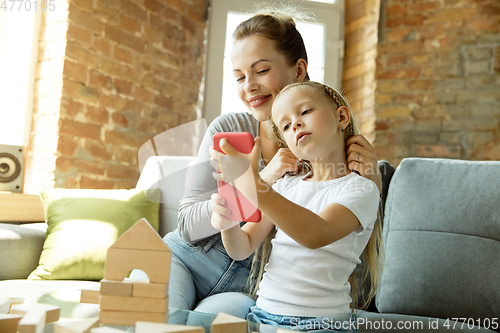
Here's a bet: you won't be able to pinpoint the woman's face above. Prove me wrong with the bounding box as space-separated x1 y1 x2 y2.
231 35 303 122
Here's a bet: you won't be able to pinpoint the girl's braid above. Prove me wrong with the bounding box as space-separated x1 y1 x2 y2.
322 85 356 140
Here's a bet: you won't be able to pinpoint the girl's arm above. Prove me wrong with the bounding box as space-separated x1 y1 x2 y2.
259 148 298 185
217 214 275 260
254 187 361 249
211 192 275 260
217 137 376 249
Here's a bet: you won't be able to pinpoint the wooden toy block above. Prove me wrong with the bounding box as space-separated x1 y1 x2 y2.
104 247 171 284
80 288 100 304
100 295 168 313
211 312 247 333
112 218 171 252
90 327 128 333
11 303 60 324
0 313 23 333
16 306 46 333
99 309 168 326
100 279 133 297
132 281 169 298
0 298 10 314
54 317 100 333
135 321 205 333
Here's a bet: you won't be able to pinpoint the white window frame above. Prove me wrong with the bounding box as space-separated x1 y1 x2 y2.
203 0 345 125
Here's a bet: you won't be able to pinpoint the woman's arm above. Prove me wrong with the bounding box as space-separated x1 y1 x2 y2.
346 135 382 194
177 124 222 243
177 113 262 243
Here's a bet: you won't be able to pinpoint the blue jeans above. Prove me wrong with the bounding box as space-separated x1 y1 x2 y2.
131 231 255 324
247 306 359 333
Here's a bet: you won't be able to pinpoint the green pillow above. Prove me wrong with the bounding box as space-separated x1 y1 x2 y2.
28 188 161 281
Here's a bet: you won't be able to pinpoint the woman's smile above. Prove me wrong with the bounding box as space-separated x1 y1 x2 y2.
248 95 273 108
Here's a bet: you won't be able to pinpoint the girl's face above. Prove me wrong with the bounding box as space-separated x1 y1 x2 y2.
272 88 348 161
231 35 305 122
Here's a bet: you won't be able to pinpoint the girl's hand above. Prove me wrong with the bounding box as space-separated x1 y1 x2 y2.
209 145 250 182
259 148 299 185
346 134 382 194
210 193 240 230
210 137 262 205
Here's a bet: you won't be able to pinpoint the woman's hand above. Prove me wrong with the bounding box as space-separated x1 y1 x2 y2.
346 135 382 194
210 193 240 230
259 148 299 185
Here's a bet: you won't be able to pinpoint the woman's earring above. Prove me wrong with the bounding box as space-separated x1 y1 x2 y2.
341 126 344 133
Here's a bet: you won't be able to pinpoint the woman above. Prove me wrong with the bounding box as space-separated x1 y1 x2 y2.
164 8 382 322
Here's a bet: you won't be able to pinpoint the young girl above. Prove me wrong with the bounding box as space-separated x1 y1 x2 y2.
210 81 382 332
161 6 382 323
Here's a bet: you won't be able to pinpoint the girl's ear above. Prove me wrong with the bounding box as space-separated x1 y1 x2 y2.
337 106 350 129
294 58 308 82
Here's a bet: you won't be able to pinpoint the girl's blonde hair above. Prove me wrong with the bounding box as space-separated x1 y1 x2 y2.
248 81 384 311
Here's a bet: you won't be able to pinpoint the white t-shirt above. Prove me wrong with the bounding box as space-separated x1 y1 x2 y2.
256 172 380 317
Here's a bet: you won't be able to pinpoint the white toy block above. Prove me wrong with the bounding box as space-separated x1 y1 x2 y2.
211 312 247 333
7 297 24 310
100 295 168 313
0 298 10 314
54 317 100 333
100 279 133 297
104 247 171 283
90 327 128 333
132 281 169 298
0 313 23 333
80 288 100 304
135 321 205 333
11 303 60 324
112 218 171 252
99 310 168 326
17 307 46 333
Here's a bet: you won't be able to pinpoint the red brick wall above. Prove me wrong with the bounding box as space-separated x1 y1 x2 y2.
374 0 500 166
26 0 207 192
342 0 381 143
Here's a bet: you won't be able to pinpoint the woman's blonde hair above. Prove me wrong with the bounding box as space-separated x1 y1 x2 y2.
232 5 311 80
248 81 384 311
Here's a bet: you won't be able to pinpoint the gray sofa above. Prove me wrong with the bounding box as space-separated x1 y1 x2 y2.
0 157 498 332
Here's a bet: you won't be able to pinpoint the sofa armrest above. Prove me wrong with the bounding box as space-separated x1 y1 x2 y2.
0 223 46 280
136 156 196 237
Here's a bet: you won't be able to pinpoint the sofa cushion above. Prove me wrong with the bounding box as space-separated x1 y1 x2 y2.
0 223 46 280
357 311 490 332
28 188 160 281
376 158 500 322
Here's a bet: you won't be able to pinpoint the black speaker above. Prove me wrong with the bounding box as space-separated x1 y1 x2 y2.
0 144 24 193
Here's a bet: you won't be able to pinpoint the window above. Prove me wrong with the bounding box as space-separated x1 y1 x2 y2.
0 9 42 146
203 0 344 125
